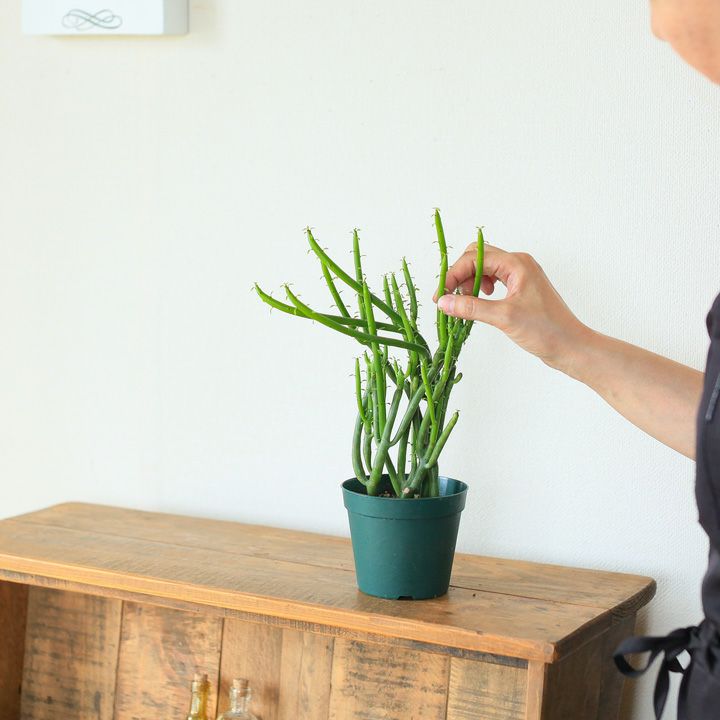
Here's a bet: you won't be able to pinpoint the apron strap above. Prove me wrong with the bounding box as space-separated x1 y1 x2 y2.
614 626 703 720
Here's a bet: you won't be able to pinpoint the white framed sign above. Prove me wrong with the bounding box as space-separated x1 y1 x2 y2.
22 0 188 35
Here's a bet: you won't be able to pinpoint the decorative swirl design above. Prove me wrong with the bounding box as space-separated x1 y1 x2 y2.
62 9 123 31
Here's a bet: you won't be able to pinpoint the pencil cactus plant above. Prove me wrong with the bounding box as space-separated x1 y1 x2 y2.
256 210 484 499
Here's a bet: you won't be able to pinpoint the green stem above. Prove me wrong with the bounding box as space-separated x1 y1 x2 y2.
472 226 485 297
403 463 428 497
409 410 420 478
383 275 394 312
362 281 387 433
353 229 365 322
402 258 418 330
385 363 412 400
307 228 403 327
354 358 366 423
435 209 449 349
428 464 439 497
420 361 438 448
385 455 402 497
424 410 459 468
461 227 486 345
352 391 369 485
390 366 437 446
390 272 424 375
433 334 455 402
366 384 404 495
322 264 350 318
363 418 373 470
282 285 430 357
365 354 381 442
363 362 374 466
255 284 402 333
396 424 410 487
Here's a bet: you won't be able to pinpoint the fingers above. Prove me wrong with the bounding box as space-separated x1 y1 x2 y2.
437 294 509 328
444 245 523 295
434 245 538 328
441 249 481 295
457 279 475 296
457 276 497 296
432 243 512 300
481 276 496 295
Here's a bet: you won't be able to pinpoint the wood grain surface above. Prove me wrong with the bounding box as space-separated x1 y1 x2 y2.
114 602 222 720
534 632 605 720
0 503 656 663
219 619 335 720
328 638 450 720
11 503 655 614
446 656 527 720
219 619 284 719
595 615 636 720
20 587 121 720
277 628 334 719
0 581 28 719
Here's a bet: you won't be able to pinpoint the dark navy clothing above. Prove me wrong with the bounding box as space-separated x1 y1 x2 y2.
688 292 720 717
615 293 720 719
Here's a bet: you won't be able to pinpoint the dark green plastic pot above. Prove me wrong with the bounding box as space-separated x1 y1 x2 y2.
341 475 468 600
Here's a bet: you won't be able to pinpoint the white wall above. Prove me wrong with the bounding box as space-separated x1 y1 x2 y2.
2 2 719 717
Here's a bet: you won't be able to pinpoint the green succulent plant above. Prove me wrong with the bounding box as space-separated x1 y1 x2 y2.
256 210 484 498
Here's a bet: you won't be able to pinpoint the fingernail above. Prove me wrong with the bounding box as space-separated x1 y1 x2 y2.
437 295 455 314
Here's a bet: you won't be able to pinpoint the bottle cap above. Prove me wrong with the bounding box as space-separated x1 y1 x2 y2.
192 673 209 689
232 678 250 692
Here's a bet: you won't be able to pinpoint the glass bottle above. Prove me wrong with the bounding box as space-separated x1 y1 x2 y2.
217 678 258 720
186 673 210 720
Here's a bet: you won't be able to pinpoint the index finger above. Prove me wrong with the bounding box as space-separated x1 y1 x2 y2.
443 245 512 294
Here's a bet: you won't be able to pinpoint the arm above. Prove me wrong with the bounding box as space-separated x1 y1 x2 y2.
435 244 704 459
565 330 702 458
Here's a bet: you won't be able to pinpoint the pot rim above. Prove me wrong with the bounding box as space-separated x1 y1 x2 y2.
341 476 468 520
341 476 467 501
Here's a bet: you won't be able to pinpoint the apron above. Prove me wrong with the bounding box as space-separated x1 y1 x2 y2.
614 293 720 719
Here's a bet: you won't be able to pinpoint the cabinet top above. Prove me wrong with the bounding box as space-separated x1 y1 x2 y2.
0 503 654 663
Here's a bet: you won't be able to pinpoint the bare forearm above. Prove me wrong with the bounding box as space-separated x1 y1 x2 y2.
564 328 704 459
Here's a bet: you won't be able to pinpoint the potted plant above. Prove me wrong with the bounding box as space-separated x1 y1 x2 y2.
256 210 484 599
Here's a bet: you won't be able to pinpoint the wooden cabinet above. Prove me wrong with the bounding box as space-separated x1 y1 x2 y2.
0 503 654 719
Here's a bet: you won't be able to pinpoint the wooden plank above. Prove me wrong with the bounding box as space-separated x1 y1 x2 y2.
218 620 334 720
219 619 284 719
12 503 355 573
11 503 655 616
596 615 636 720
20 587 121 719
525 617 629 720
450 558 655 619
328 638 450 720
535 632 604 720
0 581 28 719
277 629 334 719
0 565 529 667
0 516 618 662
446 656 527 720
114 602 222 720
524 662 546 720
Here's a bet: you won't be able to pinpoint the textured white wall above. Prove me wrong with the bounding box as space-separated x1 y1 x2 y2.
1 2 719 717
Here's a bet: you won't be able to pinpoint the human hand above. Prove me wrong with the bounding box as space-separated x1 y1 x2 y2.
435 244 591 374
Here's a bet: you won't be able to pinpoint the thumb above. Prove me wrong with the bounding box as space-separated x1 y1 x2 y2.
437 294 507 329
